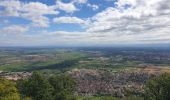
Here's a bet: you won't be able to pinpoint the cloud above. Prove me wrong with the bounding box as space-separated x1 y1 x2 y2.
1 27 170 46
0 0 170 46
0 0 58 28
30 16 50 28
0 0 21 16
87 0 170 33
84 0 170 44
0 25 28 34
22 2 57 15
53 17 86 24
56 1 78 13
73 0 88 4
21 2 59 28
87 3 99 11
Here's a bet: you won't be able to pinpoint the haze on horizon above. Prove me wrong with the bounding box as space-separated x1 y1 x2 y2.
0 0 170 47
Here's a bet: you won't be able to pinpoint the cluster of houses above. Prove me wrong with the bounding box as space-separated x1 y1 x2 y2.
69 69 158 97
123 52 170 62
0 71 32 81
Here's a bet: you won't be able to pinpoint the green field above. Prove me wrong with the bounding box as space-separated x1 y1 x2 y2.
0 48 170 72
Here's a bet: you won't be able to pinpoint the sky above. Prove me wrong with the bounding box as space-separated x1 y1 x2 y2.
0 0 170 46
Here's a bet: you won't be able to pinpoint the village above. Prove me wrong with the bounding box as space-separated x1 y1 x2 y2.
68 66 164 97
0 71 32 80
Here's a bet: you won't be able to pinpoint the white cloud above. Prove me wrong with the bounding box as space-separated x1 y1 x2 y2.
87 0 170 32
56 1 78 13
87 3 99 11
0 0 58 28
1 0 170 46
22 2 58 15
53 17 86 24
0 0 21 16
85 0 170 44
21 2 59 28
0 25 28 34
73 0 88 4
30 16 50 28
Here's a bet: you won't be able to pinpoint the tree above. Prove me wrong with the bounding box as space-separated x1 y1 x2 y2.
17 71 54 100
17 72 77 100
0 78 20 100
49 75 76 100
144 73 170 100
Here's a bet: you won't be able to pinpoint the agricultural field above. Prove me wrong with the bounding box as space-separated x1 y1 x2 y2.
0 47 170 72
0 48 86 71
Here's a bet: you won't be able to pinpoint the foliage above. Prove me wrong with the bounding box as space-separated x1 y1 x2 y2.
49 75 76 100
121 96 144 100
17 72 76 100
144 73 170 100
17 71 53 100
77 96 117 100
0 78 20 100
